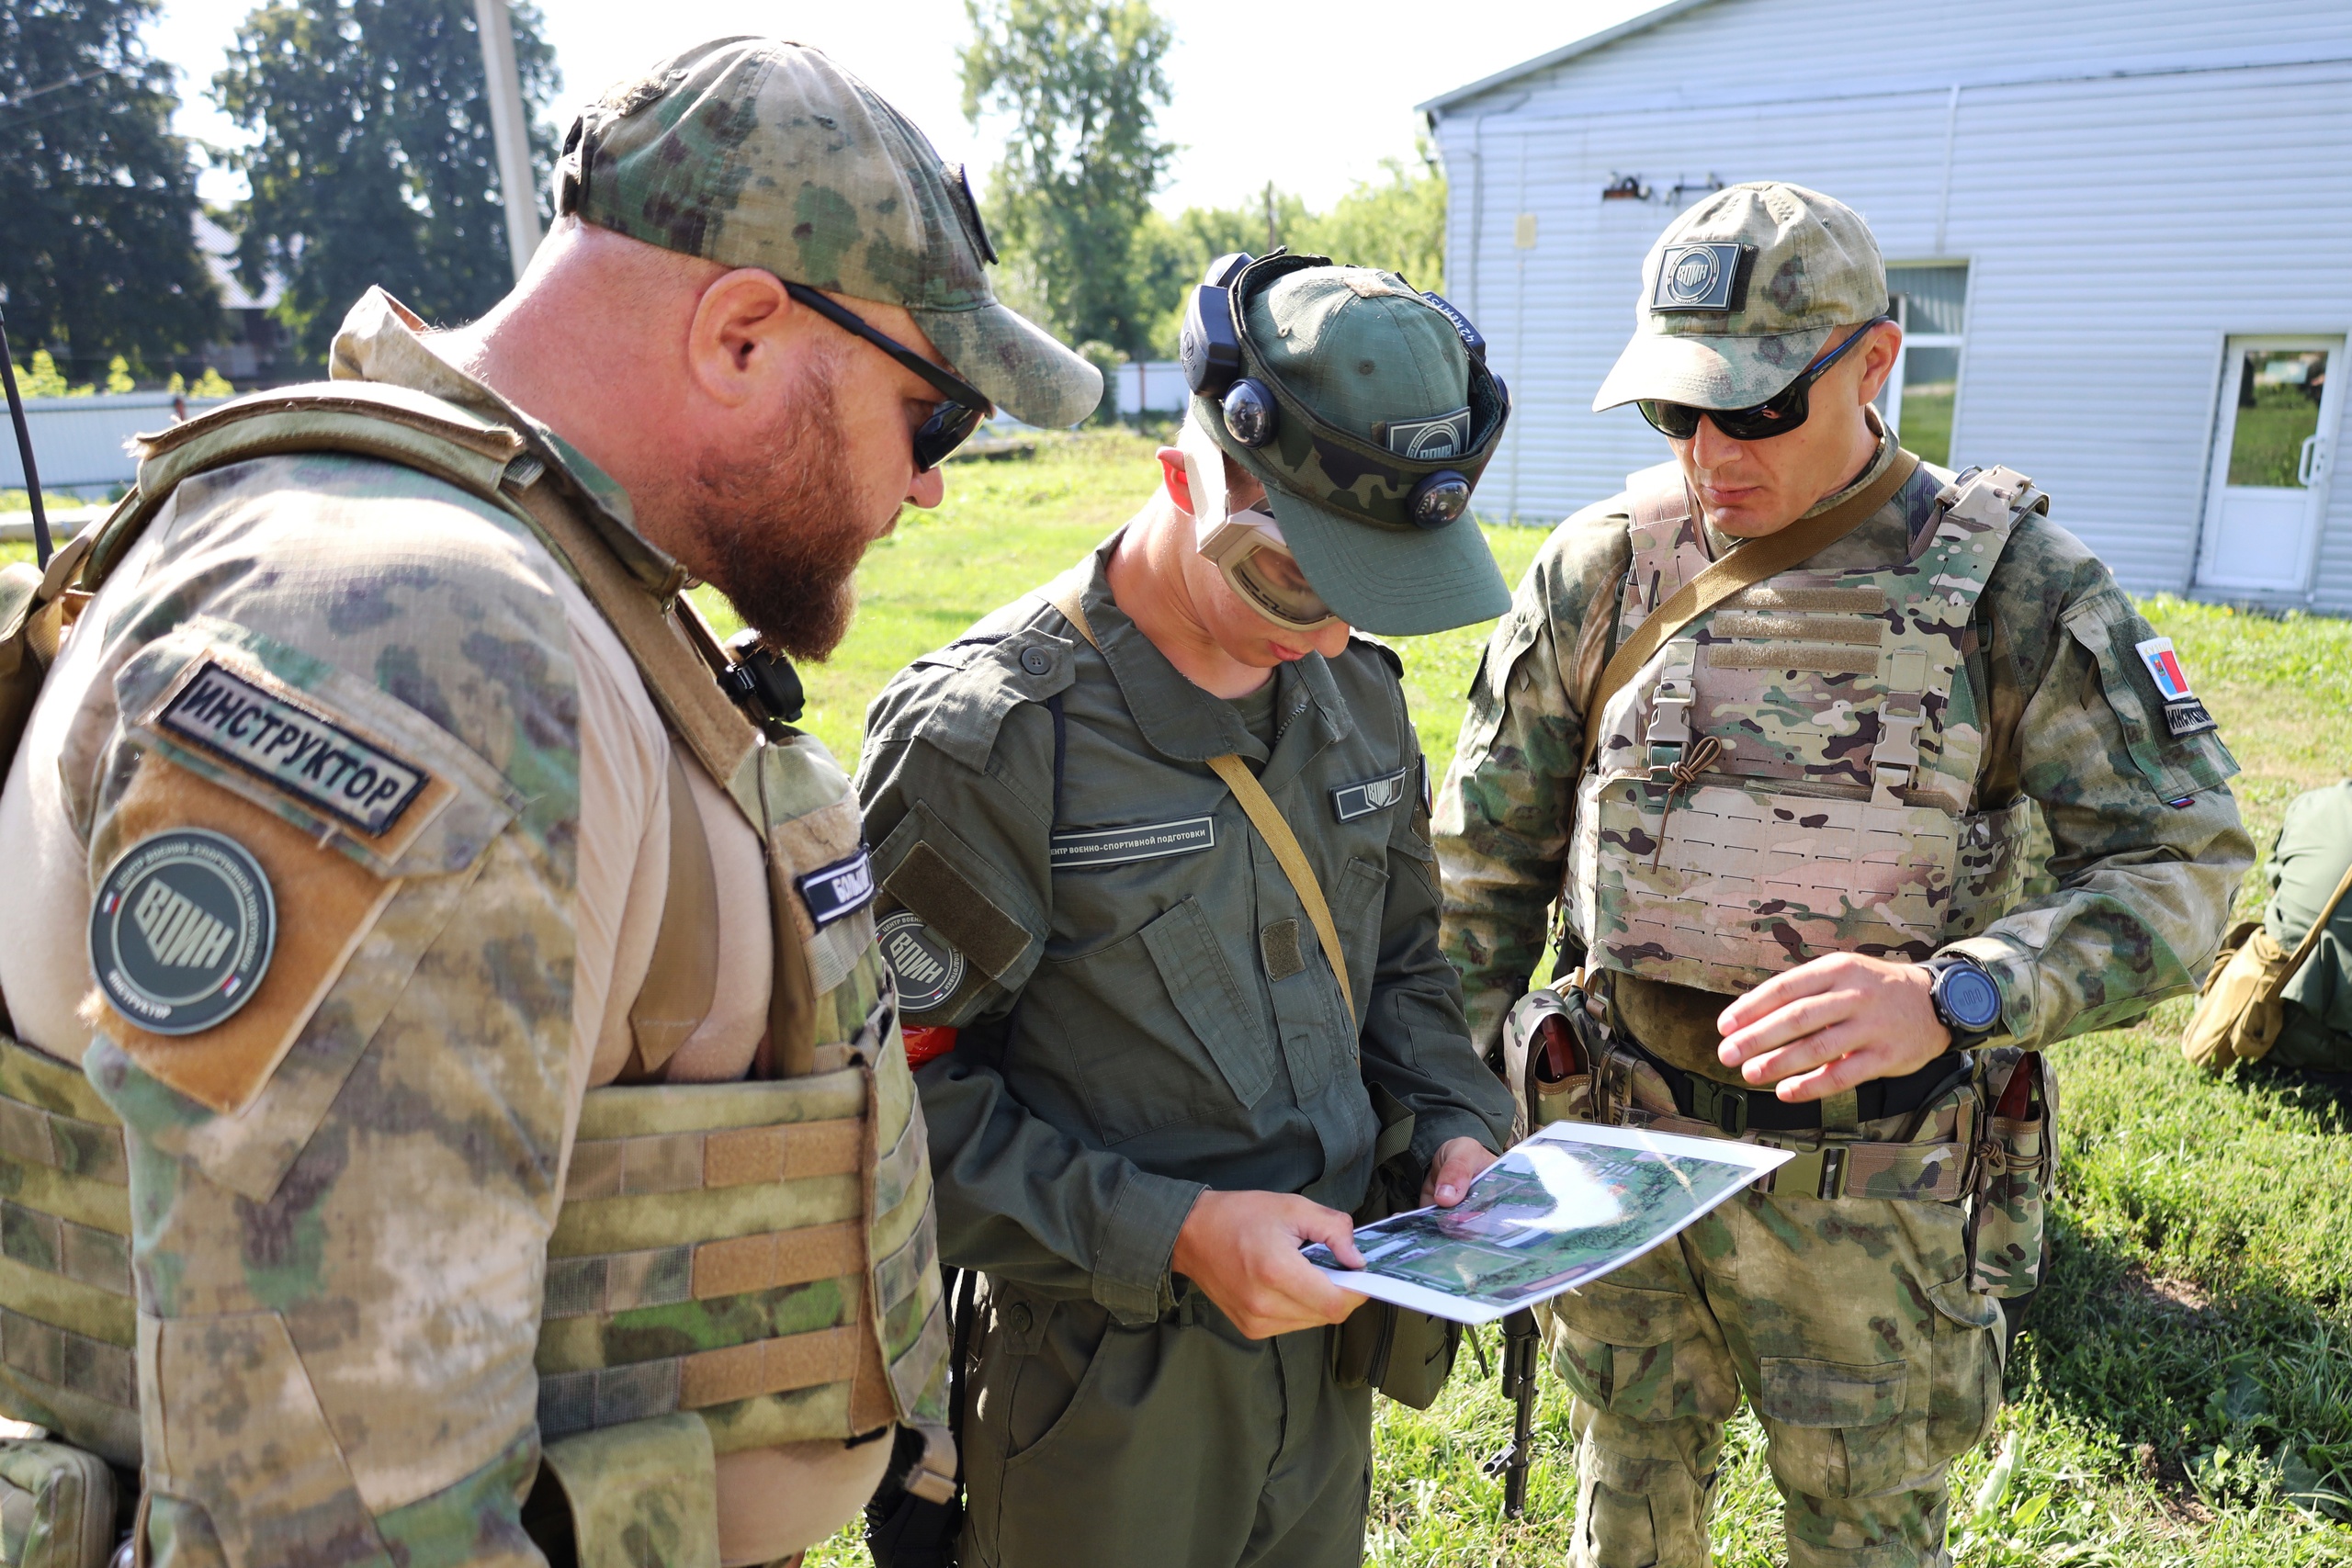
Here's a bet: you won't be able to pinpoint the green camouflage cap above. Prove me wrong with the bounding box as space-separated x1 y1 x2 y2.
1593 181 1888 412
1193 260 1511 637
560 37 1101 428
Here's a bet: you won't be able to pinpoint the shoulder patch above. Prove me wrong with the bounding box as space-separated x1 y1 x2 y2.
92 829 275 1036
878 910 966 1013
797 847 876 930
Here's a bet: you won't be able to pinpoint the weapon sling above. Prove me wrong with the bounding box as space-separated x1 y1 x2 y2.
1577 450 1920 769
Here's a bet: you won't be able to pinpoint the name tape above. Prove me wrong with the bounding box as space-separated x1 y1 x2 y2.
797 848 876 930
1050 816 1216 870
157 662 430 839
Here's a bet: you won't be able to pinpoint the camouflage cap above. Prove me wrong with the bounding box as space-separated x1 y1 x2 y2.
560 38 1101 428
1193 261 1510 637
1592 181 1888 412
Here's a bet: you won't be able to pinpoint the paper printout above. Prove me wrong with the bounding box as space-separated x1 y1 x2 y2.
1304 1122 1793 1325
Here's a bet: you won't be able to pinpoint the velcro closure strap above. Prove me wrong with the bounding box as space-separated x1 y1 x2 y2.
564 1117 865 1201
1757 1138 1969 1202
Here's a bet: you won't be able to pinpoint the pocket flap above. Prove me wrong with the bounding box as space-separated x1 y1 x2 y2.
1552 1278 1692 1348
1926 1276 2004 1332
1757 1355 1906 1428
1138 898 1272 1109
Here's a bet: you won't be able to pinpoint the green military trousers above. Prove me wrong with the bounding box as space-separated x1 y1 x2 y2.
1544 1132 2006 1568
959 1279 1374 1568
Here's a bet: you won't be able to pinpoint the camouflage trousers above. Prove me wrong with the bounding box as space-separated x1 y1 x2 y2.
1543 1066 2006 1568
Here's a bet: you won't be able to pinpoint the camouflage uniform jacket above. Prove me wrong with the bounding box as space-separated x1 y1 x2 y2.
1439 438 2254 1064
858 543 1514 1327
0 290 929 1566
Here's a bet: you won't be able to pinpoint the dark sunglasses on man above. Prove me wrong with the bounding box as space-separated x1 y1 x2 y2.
783 281 994 471
1636 316 1892 443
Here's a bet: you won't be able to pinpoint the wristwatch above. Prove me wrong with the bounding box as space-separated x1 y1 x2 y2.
1923 954 2005 1047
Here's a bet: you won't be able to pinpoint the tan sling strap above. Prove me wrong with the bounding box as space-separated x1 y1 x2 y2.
2278 858 2352 999
622 750 723 1081
1042 571 1358 1023
1577 449 1922 770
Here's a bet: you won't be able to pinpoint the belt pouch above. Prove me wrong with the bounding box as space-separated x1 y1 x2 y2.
1329 1089 1460 1410
523 1413 721 1568
1967 1050 2054 1298
0 1439 117 1568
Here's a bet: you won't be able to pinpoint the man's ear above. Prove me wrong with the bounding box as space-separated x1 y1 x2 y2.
686 267 797 409
1157 446 1193 515
1853 319 1903 405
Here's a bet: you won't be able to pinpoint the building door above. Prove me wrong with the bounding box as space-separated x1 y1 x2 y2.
2195 337 2342 595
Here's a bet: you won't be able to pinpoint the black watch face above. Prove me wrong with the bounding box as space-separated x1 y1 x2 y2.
1939 964 2003 1032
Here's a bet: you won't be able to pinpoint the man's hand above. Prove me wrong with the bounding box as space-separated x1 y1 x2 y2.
1715 953 1950 1102
1170 1190 1366 1339
1421 1136 1500 1207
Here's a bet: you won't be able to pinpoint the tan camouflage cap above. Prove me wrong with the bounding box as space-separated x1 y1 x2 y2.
1592 181 1888 412
558 38 1102 428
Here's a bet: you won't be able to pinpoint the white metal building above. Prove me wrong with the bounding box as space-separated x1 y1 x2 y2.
1420 0 2352 610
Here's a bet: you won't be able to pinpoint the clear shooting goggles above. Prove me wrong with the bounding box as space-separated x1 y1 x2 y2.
1181 416 1340 632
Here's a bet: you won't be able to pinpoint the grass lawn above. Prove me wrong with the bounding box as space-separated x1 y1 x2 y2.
19 434 2352 1562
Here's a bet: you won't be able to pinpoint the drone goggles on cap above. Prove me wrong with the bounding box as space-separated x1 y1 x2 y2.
1178 251 1510 532
1177 417 1340 633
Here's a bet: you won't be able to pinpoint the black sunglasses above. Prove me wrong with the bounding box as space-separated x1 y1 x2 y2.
1636 317 1890 443
782 282 993 471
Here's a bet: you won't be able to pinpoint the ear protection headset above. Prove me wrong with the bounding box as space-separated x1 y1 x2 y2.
1178 251 1510 530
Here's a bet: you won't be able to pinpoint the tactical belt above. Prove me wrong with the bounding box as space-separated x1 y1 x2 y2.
1626 1035 1968 1136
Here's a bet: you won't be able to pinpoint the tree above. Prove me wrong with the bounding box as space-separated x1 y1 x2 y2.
1293 146 1447 295
0 0 217 386
961 0 1175 358
215 0 560 367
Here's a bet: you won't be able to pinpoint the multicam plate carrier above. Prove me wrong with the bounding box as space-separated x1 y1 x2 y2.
1568 460 2047 992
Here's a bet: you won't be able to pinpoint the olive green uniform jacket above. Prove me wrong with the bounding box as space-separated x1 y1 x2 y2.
857 542 1512 1566
2260 781 2352 1069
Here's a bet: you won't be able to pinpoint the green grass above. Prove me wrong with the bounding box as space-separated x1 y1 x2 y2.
23 434 2352 1562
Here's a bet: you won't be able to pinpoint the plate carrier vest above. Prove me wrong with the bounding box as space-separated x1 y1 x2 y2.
1568 458 2049 992
0 382 954 1560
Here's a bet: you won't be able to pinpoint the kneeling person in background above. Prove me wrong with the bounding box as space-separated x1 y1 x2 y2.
857 255 1519 1568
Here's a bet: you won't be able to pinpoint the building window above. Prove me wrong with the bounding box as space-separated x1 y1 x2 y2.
1881 264 1967 467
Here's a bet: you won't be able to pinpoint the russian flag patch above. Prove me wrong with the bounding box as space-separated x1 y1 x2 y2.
2133 636 2217 738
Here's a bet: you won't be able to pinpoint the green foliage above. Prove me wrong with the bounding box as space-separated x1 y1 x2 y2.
961 0 1176 357
103 354 132 393
6 349 89 398
190 366 234 398
0 0 218 384
1131 152 1451 357
214 0 560 367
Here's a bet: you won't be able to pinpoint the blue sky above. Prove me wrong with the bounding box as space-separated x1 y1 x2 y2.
148 0 1657 213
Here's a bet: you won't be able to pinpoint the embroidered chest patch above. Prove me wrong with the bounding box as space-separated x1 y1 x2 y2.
90 829 276 1036
1049 817 1216 870
2134 637 2218 738
155 660 432 837
1330 766 1412 823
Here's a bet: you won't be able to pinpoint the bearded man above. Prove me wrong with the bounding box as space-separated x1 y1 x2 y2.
0 39 1097 1568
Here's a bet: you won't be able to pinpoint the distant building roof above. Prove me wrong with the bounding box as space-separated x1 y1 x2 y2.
195 211 282 311
1416 0 1721 117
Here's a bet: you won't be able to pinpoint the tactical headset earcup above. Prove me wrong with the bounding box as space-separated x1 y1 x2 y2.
1221 379 1276 447
1182 284 1244 396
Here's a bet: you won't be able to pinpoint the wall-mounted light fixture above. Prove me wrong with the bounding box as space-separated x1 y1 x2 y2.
1601 174 1651 201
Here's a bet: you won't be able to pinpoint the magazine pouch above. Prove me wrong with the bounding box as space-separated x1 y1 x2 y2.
0 1438 118 1568
1967 1049 2054 1299
1329 1089 1460 1410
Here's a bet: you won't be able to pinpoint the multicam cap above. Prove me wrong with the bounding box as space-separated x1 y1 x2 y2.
559 37 1101 428
1191 259 1511 637
1592 182 1888 412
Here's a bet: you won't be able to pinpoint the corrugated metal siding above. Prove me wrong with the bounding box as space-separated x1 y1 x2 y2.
1431 0 2352 608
